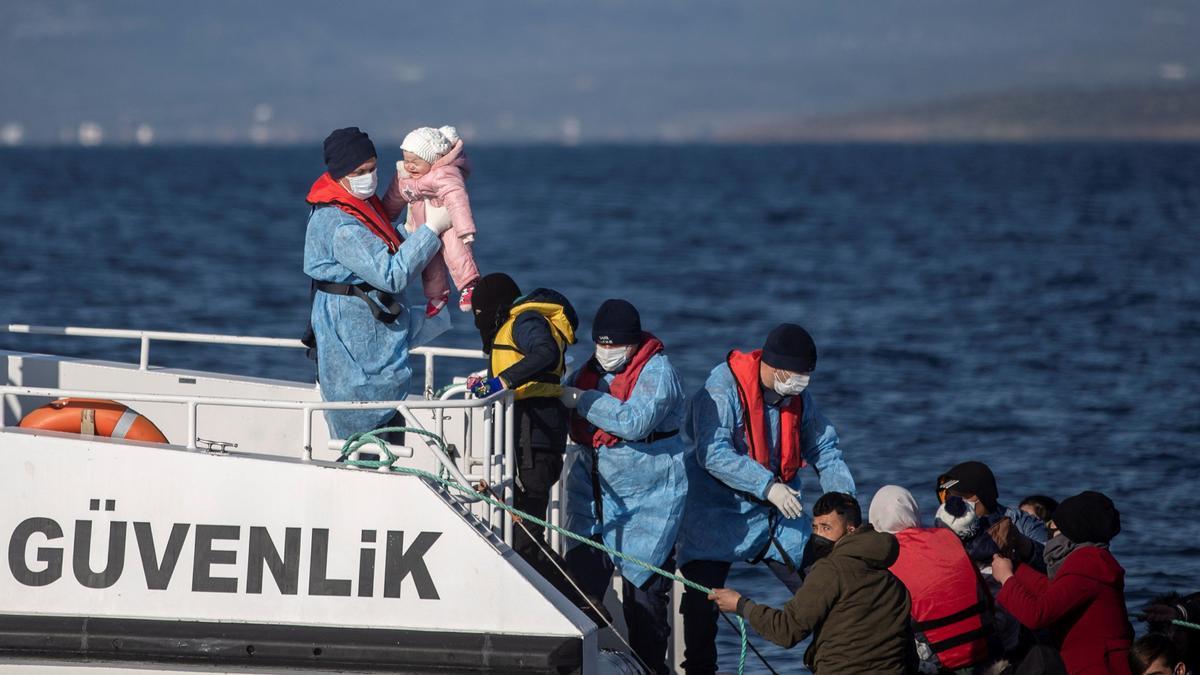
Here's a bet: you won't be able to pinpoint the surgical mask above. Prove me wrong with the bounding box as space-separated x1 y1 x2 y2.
772 371 810 397
595 345 631 372
344 170 378 199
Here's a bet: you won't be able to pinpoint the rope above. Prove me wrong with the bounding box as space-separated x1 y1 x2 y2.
1175 618 1200 631
340 427 757 675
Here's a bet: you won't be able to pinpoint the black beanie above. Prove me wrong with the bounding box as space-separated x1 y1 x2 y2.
941 461 1000 509
761 323 817 373
323 127 377 180
1053 491 1120 544
592 299 642 345
471 273 522 348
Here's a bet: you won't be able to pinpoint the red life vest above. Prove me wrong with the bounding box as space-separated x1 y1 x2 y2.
306 173 402 253
725 349 805 482
569 333 664 448
891 528 993 670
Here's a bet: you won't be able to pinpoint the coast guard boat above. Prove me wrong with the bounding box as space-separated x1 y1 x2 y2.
0 324 670 673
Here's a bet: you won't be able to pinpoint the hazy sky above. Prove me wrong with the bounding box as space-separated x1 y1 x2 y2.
1 0 1197 143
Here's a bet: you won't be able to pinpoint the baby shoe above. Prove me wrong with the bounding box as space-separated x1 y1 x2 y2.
458 283 476 312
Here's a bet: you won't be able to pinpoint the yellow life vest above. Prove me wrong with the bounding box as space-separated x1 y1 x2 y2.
490 299 577 400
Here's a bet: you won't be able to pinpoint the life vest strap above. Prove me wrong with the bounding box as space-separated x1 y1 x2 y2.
926 625 992 653
313 280 402 324
913 600 987 632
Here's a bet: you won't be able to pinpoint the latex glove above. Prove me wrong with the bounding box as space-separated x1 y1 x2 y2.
470 376 505 398
559 386 584 409
424 203 453 236
766 482 803 519
395 160 409 178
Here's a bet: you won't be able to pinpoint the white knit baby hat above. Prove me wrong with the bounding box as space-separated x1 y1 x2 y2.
401 127 453 163
935 496 981 539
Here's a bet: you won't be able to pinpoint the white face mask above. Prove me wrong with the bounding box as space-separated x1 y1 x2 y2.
343 170 378 199
595 345 631 372
772 370 810 397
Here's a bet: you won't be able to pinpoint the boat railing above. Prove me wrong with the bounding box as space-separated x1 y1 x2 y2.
0 382 517 545
0 324 482 394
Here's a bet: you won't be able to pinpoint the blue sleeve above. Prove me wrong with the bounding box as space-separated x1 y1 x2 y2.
1008 507 1048 570
330 224 440 294
576 356 682 441
800 391 855 496
690 369 776 499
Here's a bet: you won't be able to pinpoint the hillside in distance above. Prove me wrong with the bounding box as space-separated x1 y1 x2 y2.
726 84 1200 141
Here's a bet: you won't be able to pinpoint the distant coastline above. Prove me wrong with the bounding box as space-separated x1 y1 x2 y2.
722 84 1200 142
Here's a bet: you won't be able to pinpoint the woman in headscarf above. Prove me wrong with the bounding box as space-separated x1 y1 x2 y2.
992 490 1134 674
870 485 997 673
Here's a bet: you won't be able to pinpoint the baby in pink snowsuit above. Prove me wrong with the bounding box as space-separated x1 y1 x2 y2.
382 125 479 316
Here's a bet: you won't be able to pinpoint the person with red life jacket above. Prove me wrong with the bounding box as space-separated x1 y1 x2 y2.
676 323 856 675
870 485 1000 674
303 127 450 441
557 299 687 674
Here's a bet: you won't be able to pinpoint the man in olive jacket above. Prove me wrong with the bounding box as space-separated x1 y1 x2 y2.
710 492 915 674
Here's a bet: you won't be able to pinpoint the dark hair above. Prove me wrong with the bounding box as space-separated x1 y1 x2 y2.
1019 495 1059 523
813 492 862 527
1129 633 1180 675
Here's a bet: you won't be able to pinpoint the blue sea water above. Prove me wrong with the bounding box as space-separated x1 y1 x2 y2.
2 143 1199 672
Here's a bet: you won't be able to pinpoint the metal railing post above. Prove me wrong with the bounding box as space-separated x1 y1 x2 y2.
424 351 435 395
302 407 313 461
138 336 150 370
504 395 514 546
186 401 197 449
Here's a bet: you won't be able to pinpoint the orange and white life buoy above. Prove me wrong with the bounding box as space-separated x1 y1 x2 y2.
19 398 169 444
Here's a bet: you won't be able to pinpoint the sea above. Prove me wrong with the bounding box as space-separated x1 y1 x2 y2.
2 143 1198 672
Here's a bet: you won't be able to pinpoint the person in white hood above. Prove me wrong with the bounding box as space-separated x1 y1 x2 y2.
870 485 999 673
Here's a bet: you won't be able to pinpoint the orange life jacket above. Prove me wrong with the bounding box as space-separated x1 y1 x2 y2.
891 528 993 669
306 172 401 252
569 333 664 448
726 349 805 482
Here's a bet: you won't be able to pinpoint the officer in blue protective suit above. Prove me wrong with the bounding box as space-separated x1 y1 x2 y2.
677 323 856 675
303 127 450 442
558 299 688 675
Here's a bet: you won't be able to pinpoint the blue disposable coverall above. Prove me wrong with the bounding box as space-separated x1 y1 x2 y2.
676 361 856 567
303 206 440 439
563 353 689 588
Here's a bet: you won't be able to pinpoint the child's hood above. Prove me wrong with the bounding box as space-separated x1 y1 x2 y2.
431 139 471 179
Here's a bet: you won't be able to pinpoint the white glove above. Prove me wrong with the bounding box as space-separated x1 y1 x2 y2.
395 160 409 178
559 386 584 409
424 203 453 236
767 482 803 519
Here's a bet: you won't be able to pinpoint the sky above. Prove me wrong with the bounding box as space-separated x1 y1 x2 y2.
1 0 1197 144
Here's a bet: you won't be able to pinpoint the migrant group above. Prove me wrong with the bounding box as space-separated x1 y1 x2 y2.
303 127 1195 675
